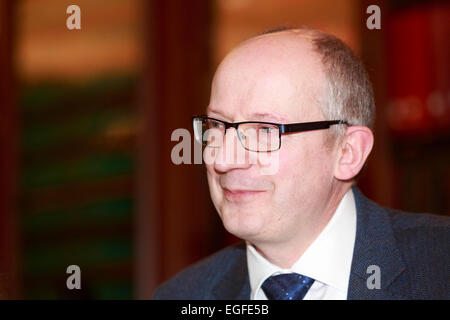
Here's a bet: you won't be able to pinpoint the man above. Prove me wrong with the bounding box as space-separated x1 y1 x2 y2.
153 27 449 300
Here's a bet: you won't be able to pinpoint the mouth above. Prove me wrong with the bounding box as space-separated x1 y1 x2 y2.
223 188 266 200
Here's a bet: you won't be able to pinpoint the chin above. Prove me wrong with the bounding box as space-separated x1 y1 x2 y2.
219 206 267 240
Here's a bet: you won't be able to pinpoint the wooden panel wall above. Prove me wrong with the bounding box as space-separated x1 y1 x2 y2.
136 0 221 298
0 0 20 299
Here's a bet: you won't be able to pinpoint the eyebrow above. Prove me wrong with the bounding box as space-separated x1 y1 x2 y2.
206 108 230 120
206 109 289 123
249 112 289 123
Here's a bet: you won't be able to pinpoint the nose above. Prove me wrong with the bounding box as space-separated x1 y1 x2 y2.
212 127 252 173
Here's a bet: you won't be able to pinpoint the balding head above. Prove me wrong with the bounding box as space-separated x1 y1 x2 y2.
210 29 328 125
212 27 375 143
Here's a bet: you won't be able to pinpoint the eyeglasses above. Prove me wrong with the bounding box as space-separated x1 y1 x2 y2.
192 116 350 152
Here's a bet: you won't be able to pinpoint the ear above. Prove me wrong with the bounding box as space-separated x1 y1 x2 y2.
334 126 374 180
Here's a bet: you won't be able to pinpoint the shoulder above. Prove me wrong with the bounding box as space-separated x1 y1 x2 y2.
387 207 450 247
386 208 450 297
353 187 450 298
152 242 246 300
354 187 449 248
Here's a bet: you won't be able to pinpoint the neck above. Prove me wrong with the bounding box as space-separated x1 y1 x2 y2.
250 182 352 269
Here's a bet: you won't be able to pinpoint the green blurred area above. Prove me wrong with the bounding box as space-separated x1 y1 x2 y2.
24 238 132 276
20 75 138 299
22 153 133 189
23 198 133 234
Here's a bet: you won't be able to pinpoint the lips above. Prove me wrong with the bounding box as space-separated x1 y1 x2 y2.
223 188 266 200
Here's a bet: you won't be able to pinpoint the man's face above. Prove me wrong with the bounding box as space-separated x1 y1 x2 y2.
205 33 339 247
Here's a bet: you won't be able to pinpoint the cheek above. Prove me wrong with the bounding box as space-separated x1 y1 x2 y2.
205 165 220 199
274 136 333 197
205 163 214 178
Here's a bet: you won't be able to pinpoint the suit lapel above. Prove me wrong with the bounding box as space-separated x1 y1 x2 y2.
211 242 251 299
348 187 407 299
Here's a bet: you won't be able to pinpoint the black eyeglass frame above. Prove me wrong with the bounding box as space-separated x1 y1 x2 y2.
192 115 351 152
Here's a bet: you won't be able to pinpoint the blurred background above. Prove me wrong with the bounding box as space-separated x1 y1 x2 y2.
0 0 448 299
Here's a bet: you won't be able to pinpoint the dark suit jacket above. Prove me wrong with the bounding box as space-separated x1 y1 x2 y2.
153 187 450 299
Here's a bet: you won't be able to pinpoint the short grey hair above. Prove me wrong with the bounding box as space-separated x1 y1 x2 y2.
257 27 376 140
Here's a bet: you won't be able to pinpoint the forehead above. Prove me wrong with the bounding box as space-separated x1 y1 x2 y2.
208 32 326 122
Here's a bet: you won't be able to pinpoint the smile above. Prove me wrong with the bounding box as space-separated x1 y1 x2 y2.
223 188 266 200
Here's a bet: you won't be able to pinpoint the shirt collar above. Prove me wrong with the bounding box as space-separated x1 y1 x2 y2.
246 188 357 299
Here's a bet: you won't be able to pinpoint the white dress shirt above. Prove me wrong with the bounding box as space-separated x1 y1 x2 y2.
246 188 357 300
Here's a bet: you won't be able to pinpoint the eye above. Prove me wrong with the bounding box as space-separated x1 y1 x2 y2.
259 126 274 133
208 120 222 129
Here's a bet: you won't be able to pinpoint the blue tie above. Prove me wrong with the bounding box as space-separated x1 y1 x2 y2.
261 273 315 300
